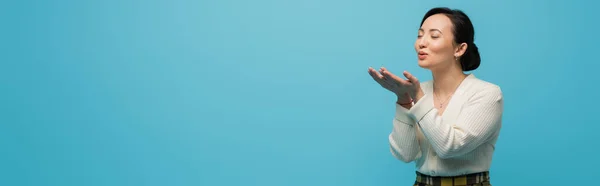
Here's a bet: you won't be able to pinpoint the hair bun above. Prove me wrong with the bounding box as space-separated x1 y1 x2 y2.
461 42 480 71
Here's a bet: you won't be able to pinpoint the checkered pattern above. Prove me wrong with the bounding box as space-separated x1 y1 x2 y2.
413 171 491 186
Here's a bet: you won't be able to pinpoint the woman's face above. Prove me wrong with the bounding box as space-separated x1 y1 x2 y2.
414 14 463 71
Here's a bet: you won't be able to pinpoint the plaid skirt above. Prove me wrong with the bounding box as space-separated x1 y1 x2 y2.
413 171 491 186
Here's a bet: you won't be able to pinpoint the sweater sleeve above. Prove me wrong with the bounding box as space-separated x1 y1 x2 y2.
389 103 422 163
408 85 503 159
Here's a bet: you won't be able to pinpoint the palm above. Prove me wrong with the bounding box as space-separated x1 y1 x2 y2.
368 67 420 101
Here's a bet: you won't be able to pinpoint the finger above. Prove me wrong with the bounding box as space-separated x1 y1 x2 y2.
381 68 410 86
403 71 419 84
369 67 392 88
368 67 383 79
379 67 392 77
378 67 388 81
379 67 396 81
379 68 392 84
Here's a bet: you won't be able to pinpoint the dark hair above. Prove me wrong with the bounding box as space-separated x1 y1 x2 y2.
420 7 480 71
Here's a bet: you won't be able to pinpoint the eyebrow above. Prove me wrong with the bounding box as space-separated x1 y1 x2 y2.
418 28 443 34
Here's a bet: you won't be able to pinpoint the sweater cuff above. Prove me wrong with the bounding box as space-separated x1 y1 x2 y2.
395 103 414 125
409 93 435 122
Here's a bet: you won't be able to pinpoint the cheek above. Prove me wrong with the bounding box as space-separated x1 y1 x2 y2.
428 41 444 53
429 41 453 57
414 40 419 50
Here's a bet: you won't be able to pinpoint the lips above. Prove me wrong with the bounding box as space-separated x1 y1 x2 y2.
418 51 428 60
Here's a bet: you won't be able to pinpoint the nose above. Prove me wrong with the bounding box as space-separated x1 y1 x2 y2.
418 37 427 49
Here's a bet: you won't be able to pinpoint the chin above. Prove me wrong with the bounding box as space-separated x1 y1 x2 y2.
417 60 433 69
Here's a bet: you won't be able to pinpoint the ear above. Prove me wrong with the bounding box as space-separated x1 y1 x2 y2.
454 43 468 58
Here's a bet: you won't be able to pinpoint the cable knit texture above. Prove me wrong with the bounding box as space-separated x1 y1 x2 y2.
389 74 503 177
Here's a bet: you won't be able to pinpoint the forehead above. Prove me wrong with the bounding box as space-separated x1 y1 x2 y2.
420 14 453 32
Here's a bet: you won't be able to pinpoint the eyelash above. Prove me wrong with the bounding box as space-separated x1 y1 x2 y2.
417 35 439 39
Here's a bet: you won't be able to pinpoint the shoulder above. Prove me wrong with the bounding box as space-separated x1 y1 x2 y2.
463 74 503 101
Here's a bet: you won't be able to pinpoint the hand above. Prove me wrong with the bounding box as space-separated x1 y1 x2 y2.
399 70 424 103
368 67 422 103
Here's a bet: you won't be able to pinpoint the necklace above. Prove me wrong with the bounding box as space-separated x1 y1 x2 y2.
433 91 454 109
432 82 460 109
432 75 467 109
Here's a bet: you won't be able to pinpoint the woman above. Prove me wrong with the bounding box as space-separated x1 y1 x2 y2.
368 7 503 186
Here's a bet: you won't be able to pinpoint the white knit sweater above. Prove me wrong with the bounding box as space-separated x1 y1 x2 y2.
389 74 504 177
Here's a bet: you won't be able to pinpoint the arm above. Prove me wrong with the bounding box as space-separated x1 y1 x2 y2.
408 85 503 159
389 103 422 163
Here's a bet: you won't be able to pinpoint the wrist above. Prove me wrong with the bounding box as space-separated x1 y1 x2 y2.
396 97 413 109
397 99 413 105
413 89 424 103
396 93 412 103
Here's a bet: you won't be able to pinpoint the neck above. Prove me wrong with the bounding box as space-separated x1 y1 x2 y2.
431 64 467 96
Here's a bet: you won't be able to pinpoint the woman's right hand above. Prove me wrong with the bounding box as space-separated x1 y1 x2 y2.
368 67 419 104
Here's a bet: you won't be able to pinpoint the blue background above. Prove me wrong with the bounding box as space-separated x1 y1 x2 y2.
2 0 599 185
